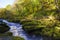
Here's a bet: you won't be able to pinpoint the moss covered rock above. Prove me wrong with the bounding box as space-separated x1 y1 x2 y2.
12 36 24 40
0 22 10 33
0 32 12 36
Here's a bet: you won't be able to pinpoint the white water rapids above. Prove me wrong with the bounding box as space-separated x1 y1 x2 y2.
3 20 43 40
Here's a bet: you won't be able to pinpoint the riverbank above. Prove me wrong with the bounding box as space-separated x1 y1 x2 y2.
0 20 24 40
6 19 60 39
19 19 60 40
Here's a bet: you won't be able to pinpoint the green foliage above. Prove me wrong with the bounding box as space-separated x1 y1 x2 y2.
0 8 7 19
12 36 24 40
21 20 39 31
0 0 60 39
13 0 57 20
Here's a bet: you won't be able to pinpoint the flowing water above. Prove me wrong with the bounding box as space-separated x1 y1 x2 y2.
3 20 43 40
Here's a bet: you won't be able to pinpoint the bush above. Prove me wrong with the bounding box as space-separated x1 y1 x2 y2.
21 20 41 32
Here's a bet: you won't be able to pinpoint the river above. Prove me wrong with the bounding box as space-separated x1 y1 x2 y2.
3 20 43 40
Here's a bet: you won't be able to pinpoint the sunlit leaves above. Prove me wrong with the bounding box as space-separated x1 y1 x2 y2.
12 0 60 21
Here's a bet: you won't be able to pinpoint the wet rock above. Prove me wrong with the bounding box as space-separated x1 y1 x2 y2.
0 22 10 33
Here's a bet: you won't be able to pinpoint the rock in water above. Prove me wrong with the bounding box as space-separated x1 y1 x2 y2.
0 22 10 33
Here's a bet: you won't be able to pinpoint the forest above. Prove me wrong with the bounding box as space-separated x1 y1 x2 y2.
0 0 60 40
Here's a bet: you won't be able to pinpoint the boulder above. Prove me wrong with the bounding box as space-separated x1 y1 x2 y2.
0 22 10 33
